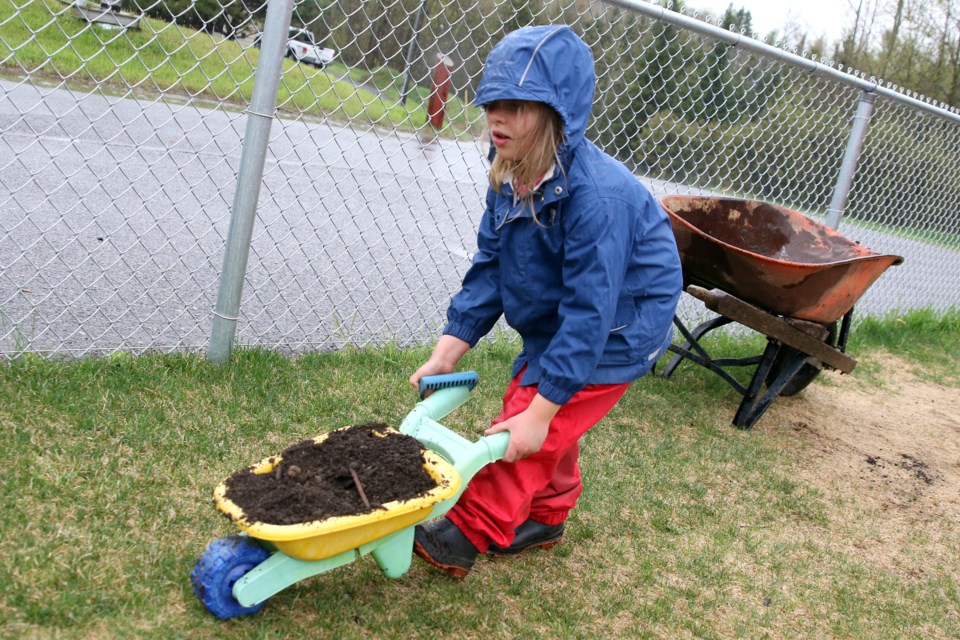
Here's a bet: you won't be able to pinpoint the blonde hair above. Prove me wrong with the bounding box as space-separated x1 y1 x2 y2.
488 102 564 210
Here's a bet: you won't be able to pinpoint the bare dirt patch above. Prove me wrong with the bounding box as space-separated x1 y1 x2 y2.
762 352 960 569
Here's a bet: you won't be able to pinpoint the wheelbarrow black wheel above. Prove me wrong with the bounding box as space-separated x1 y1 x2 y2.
191 534 270 619
765 322 838 397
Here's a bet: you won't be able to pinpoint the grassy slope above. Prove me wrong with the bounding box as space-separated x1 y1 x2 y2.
0 0 484 136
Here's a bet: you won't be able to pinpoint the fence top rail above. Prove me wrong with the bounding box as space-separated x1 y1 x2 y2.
604 0 960 126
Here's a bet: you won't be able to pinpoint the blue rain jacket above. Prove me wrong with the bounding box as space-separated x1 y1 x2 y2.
443 25 683 405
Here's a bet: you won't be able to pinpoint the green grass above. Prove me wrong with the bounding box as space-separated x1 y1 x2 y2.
2 310 958 637
0 0 486 138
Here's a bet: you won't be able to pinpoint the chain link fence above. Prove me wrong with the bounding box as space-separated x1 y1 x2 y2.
1 0 958 358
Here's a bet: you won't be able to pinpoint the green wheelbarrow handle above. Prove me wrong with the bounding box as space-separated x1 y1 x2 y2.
400 372 509 519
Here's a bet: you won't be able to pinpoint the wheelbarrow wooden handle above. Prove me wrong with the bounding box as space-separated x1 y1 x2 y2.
686 286 857 373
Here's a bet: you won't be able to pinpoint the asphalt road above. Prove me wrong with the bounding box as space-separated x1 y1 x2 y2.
1 78 956 357
0 78 491 355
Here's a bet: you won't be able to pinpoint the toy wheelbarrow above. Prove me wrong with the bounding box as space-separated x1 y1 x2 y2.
190 372 507 619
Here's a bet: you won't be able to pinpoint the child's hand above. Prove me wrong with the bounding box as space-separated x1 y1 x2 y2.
485 393 561 462
408 360 453 392
485 410 550 462
408 335 471 392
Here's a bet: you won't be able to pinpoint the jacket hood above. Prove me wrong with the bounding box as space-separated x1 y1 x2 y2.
474 25 595 153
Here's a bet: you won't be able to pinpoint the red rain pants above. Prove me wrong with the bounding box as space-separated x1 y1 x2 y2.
446 371 630 552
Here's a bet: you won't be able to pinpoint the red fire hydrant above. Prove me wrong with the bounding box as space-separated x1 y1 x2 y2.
427 54 453 129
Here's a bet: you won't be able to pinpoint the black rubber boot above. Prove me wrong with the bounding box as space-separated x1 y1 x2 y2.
413 518 478 579
487 519 565 557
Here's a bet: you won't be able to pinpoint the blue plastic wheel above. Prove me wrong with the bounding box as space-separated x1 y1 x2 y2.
191 534 271 619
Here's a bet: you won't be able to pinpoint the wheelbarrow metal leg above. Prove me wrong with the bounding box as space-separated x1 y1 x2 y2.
664 315 765 396
733 342 810 429
662 315 735 378
837 307 854 353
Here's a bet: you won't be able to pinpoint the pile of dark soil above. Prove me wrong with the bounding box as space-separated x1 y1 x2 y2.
222 423 439 526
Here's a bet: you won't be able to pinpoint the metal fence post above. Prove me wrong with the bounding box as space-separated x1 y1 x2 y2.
208 0 295 365
825 90 878 229
399 0 428 107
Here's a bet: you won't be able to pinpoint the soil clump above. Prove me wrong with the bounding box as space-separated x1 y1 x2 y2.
222 423 439 526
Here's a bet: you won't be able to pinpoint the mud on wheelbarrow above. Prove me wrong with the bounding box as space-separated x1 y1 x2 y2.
658 196 903 429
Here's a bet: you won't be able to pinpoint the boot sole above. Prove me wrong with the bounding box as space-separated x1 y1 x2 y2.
487 537 563 558
413 540 472 579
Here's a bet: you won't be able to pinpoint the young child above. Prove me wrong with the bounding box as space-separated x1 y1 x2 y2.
409 25 683 578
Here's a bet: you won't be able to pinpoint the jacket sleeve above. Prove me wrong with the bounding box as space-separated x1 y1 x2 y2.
443 191 504 346
536 194 638 405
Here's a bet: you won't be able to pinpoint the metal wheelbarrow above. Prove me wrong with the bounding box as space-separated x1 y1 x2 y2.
190 372 507 619
658 196 903 429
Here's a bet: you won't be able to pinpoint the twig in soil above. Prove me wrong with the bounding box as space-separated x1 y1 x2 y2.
349 467 371 509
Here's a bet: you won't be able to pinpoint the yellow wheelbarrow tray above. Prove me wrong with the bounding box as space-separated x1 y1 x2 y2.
212 429 462 562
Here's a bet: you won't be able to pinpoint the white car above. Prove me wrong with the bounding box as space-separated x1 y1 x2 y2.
285 28 336 68
253 28 336 69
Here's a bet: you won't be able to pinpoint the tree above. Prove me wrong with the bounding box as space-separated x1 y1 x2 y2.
878 0 906 77
836 0 881 68
123 0 252 37
699 5 752 122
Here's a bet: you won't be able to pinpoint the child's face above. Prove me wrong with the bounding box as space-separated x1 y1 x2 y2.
485 100 541 163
